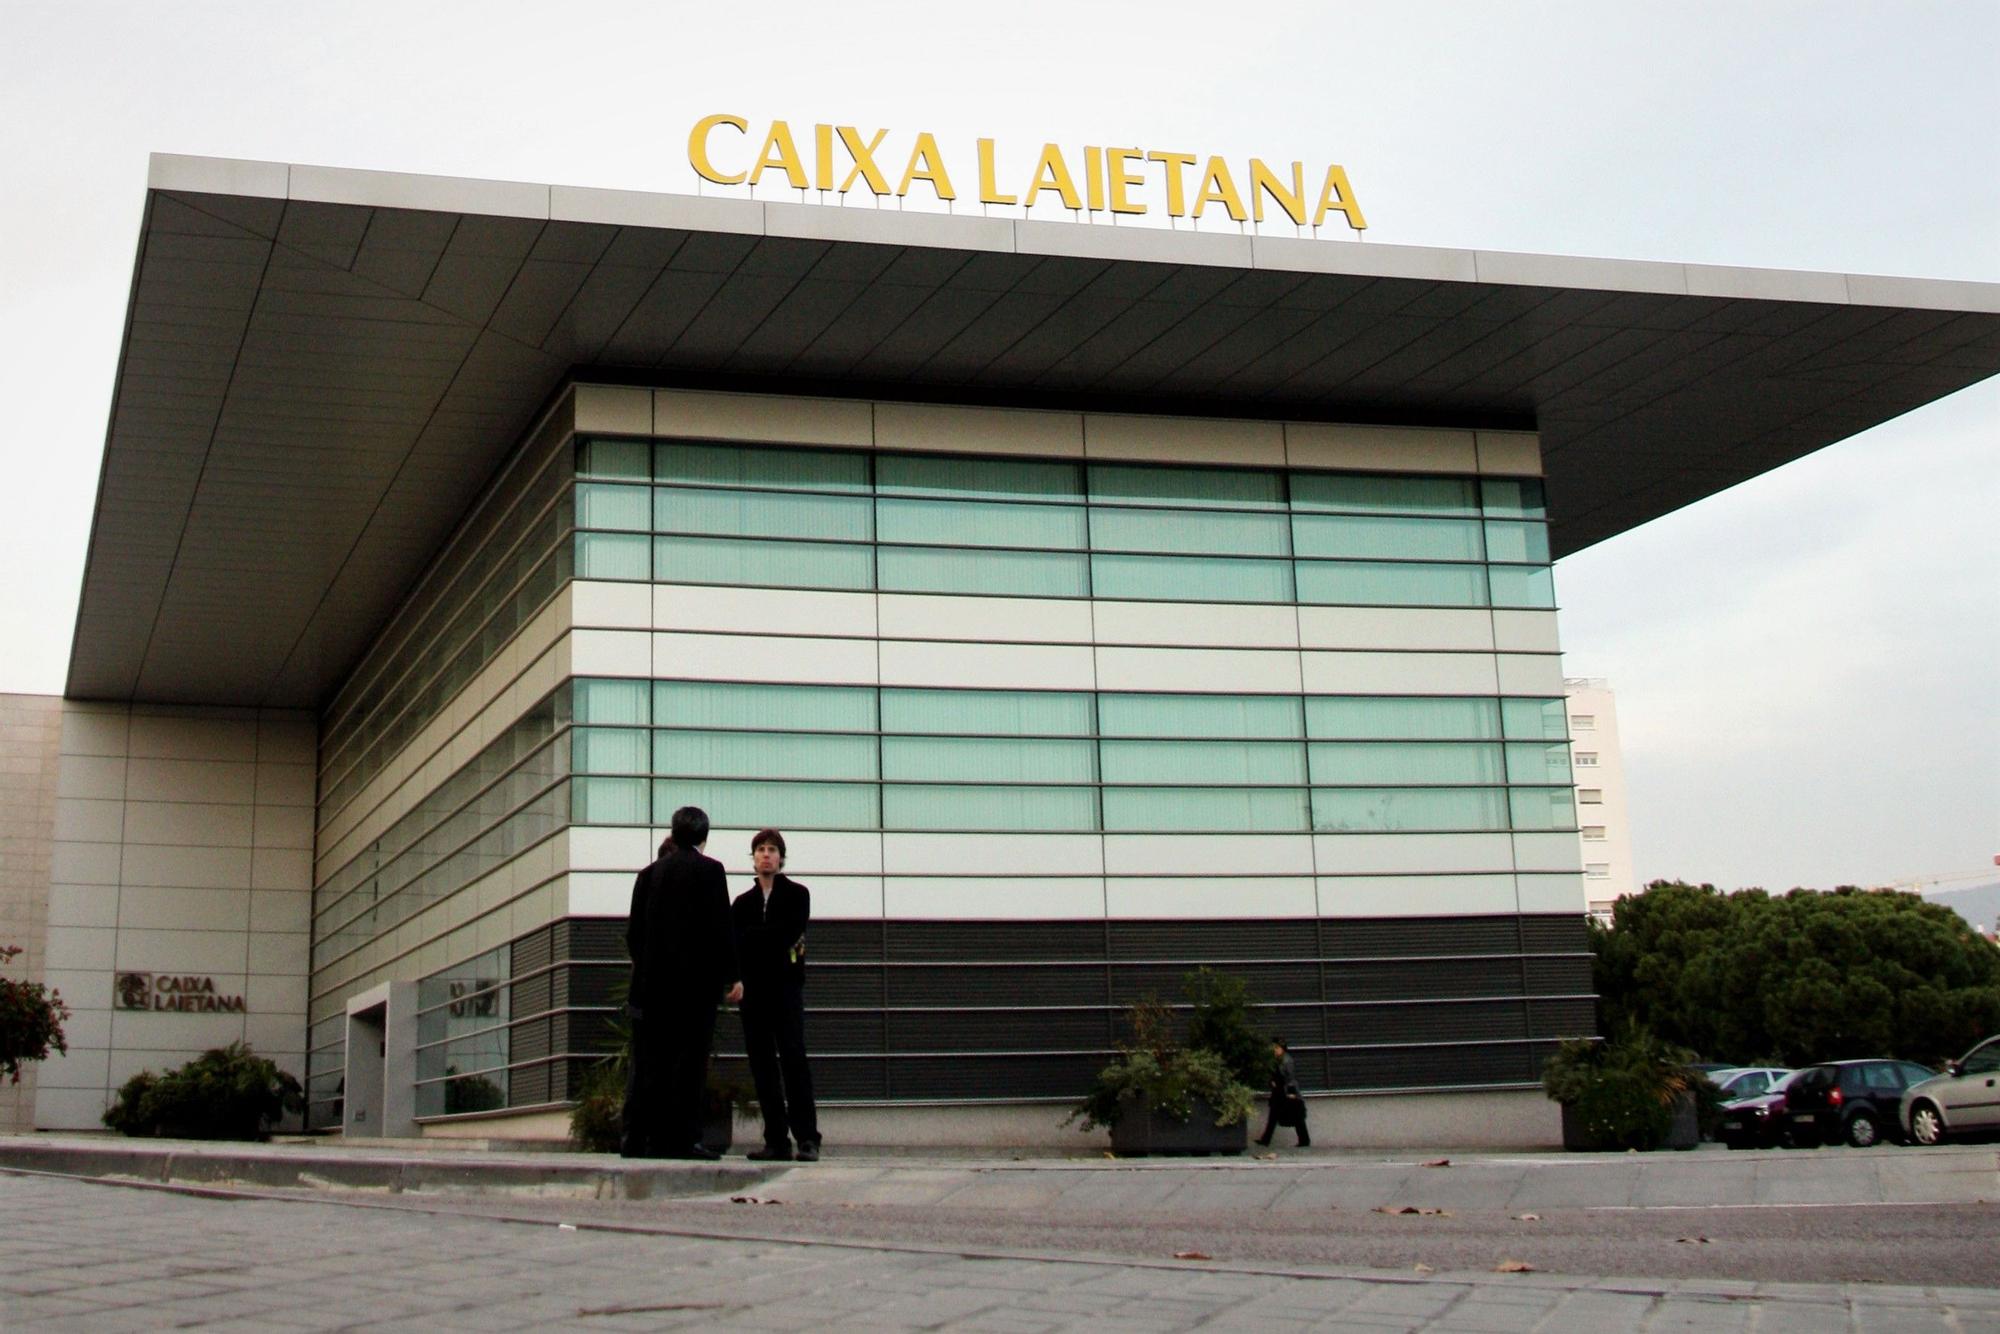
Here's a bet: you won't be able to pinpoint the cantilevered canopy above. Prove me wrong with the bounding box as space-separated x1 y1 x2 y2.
70 153 2000 706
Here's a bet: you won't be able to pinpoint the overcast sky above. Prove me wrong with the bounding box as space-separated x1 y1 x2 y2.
1 2 1994 892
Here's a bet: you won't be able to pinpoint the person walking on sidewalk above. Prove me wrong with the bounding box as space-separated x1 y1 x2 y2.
623 806 741 1160
731 828 821 1162
1254 1038 1310 1148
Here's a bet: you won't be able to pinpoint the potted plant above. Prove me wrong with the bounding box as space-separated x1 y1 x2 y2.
101 1042 304 1140
1541 1029 1701 1152
1072 983 1258 1157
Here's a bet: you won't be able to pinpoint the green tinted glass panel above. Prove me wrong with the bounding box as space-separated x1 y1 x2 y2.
1291 515 1482 560
882 736 1096 783
1310 787 1507 832
876 497 1086 550
1295 560 1486 607
573 679 650 725
1091 554 1292 602
654 536 873 590
1505 743 1573 785
660 779 878 829
878 546 1089 597
1102 786 1309 833
881 689 1094 736
1483 520 1550 564
1488 565 1556 608
656 681 877 732
655 730 878 781
1098 693 1303 739
655 442 870 492
657 488 874 540
876 454 1082 501
1089 507 1291 556
576 438 652 480
1100 739 1306 785
1509 786 1577 830
883 784 1097 831
1501 698 1568 740
572 727 650 775
1088 463 1285 510
571 776 649 824
1289 473 1478 516
1308 742 1503 785
575 531 651 579
1306 696 1500 739
1481 478 1547 518
576 482 652 531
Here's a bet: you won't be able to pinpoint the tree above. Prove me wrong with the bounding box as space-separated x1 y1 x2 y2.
0 944 69 1082
1595 883 2000 1068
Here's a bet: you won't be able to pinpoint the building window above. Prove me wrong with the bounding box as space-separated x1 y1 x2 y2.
1585 863 1611 879
1575 752 1598 767
1581 825 1607 841
1577 788 1603 804
1571 714 1594 730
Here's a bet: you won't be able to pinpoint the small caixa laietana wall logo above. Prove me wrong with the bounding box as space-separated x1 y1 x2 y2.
114 972 246 1013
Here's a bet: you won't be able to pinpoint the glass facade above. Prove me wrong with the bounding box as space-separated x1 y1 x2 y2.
575 439 1558 608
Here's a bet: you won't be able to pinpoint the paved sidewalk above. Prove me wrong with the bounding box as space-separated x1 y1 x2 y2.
5 1171 1999 1331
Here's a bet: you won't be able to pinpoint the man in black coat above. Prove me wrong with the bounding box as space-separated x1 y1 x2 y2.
730 828 820 1161
623 805 741 1160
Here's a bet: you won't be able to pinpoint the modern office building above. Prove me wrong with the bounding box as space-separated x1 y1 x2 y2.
17 154 2000 1145
1563 679 1638 922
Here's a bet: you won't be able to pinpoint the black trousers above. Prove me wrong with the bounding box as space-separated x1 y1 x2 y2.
742 989 817 1148
622 995 718 1155
1258 1092 1310 1146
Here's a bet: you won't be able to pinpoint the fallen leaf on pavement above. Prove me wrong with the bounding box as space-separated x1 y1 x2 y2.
1374 1205 1452 1216
1493 1259 1535 1273
728 1196 782 1205
1256 1152 1278 1161
1675 1236 1711 1245
1421 1158 1451 1168
1514 1213 1541 1222
1413 1263 1435 1275
1173 1250 1212 1261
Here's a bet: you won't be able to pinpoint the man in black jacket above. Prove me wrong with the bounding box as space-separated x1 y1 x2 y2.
730 828 820 1161
624 805 741 1160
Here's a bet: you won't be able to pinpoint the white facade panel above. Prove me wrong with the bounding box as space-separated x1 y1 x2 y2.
1517 873 1587 914
655 630 879 685
655 583 878 638
1491 610 1561 653
1090 601 1299 649
1296 606 1494 652
879 639 1095 691
1094 646 1301 694
882 833 1105 877
1300 651 1499 695
1496 653 1565 696
1315 833 1515 875
797 875 886 918
707 828 885 877
876 593 1092 645
1512 832 1586 873
1103 833 1316 878
1317 873 1520 917
570 579 653 629
569 628 653 678
885 876 1104 919
1106 876 1315 919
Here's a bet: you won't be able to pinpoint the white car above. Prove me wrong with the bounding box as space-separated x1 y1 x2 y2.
1901 1036 2000 1145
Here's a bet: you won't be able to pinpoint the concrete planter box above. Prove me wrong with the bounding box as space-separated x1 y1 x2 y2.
1108 1096 1248 1157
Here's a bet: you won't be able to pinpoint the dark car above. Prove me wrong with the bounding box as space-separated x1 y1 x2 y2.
1718 1069 1803 1149
1778 1059 1936 1148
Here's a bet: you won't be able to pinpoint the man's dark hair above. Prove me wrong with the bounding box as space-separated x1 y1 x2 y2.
750 828 787 862
1272 1037 1289 1053
669 805 710 850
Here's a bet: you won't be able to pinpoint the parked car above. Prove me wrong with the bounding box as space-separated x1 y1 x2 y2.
1711 1066 1792 1099
1718 1070 1804 1149
1778 1059 1936 1148
1902 1035 2000 1146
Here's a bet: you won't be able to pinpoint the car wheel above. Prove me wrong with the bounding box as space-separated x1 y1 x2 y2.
1909 1102 1947 1147
1845 1111 1881 1148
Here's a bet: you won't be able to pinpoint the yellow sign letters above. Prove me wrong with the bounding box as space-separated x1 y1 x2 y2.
688 116 1367 231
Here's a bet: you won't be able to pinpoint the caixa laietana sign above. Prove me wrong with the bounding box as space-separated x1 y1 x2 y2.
115 972 247 1014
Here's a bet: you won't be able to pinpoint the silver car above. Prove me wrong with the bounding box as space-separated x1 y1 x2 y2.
1902 1035 2000 1145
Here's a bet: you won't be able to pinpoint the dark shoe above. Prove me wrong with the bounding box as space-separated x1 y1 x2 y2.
1296 1135 1310 1148
662 1144 720 1161
1253 1136 1272 1147
795 1141 820 1162
746 1144 793 1161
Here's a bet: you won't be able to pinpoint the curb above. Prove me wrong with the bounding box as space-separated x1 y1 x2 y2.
0 1140 780 1201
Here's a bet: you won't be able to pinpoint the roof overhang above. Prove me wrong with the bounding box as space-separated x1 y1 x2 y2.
69 153 2000 707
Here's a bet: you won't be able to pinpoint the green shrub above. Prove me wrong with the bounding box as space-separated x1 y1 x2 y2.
1541 1029 1698 1151
570 1061 625 1152
1184 966 1271 1088
1072 996 1257 1132
102 1042 303 1140
0 944 68 1083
